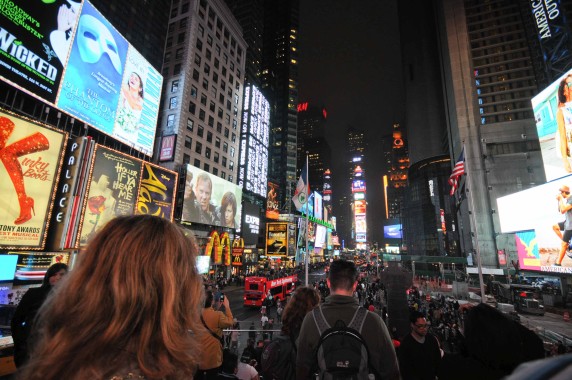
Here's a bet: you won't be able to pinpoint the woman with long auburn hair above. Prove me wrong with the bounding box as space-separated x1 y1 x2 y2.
17 215 205 380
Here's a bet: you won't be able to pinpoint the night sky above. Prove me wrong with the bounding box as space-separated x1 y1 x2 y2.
298 0 405 244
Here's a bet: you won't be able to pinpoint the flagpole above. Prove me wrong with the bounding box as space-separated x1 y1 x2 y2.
305 153 310 286
462 143 486 302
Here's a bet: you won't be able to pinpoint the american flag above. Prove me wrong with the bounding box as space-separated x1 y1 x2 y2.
449 147 465 196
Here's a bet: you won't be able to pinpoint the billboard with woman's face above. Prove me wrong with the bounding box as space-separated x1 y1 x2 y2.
532 68 572 181
0 110 67 249
181 165 243 228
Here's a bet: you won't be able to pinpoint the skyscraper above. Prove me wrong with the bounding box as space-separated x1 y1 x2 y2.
262 0 300 213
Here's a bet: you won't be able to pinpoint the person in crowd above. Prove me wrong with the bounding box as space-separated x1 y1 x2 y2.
556 74 572 173
236 358 259 380
217 349 239 379
552 184 572 266
248 322 256 340
230 319 240 354
16 215 203 379
438 303 545 380
197 290 235 379
11 262 68 368
398 311 442 380
218 191 238 228
296 260 400 379
281 286 320 341
240 338 258 365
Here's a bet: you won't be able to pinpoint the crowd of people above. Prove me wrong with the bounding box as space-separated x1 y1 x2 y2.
8 215 572 379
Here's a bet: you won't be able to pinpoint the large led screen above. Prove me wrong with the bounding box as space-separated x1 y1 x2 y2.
266 181 279 220
354 199 366 215
315 224 326 248
355 215 367 234
181 165 243 228
314 192 323 220
532 68 572 181
497 175 572 273
0 1 162 156
0 110 67 249
0 255 18 282
238 85 269 196
242 202 261 245
384 224 402 239
0 0 82 103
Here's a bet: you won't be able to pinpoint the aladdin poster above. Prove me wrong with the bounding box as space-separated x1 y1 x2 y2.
57 0 128 134
135 163 177 221
78 145 141 246
0 110 67 249
0 0 83 104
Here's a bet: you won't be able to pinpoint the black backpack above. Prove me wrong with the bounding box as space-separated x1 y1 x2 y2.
312 306 377 380
261 334 296 380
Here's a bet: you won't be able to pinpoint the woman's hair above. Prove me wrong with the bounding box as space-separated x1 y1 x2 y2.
131 72 144 99
41 262 68 288
220 192 237 226
18 215 204 380
558 74 572 104
281 286 320 337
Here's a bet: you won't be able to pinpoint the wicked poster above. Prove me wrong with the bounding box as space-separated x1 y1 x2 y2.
135 162 177 221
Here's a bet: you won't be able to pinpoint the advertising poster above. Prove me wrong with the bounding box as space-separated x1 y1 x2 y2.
112 46 162 155
288 222 296 257
181 164 243 228
135 162 177 221
78 145 141 246
0 111 66 249
266 222 288 256
266 181 279 220
354 199 366 215
532 68 572 181
7 251 69 285
241 202 260 245
498 175 572 273
57 1 128 135
0 0 82 103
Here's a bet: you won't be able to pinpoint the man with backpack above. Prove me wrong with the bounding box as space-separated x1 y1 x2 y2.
296 260 400 379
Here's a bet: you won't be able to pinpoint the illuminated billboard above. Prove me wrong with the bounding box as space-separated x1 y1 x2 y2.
355 199 366 215
314 192 323 220
497 175 572 273
0 1 162 157
352 179 366 192
384 224 402 239
0 111 67 250
266 222 288 256
135 163 177 221
238 85 270 196
355 215 367 234
242 202 261 245
181 165 243 228
78 146 142 246
266 181 280 220
315 224 327 248
532 68 572 181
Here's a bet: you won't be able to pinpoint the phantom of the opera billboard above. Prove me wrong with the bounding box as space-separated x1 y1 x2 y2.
181 165 243 228
497 175 572 274
0 110 67 250
532 68 572 182
0 1 162 156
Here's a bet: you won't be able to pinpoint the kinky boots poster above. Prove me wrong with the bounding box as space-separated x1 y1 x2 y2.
0 110 67 249
78 145 141 246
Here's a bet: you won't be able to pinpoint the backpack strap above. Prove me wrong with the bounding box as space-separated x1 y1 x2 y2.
347 307 368 333
312 305 331 335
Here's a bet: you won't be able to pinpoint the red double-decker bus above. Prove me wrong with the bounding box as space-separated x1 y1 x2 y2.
243 274 297 307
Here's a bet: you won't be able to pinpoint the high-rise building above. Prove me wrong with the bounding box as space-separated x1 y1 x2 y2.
304 136 331 193
262 0 299 213
436 0 552 267
89 0 171 72
387 123 409 220
297 101 328 191
157 0 247 214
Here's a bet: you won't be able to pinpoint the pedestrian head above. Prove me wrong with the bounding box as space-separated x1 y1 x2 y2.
281 286 320 337
327 260 358 293
19 215 203 379
410 311 429 338
42 262 68 288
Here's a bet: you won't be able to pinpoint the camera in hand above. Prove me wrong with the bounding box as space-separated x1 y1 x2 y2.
219 293 225 301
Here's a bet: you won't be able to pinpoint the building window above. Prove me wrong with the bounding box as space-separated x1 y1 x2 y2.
213 72 218 83
226 100 231 111
180 17 188 28
188 101 196 114
229 161 234 171
206 49 211 60
233 106 238 117
187 118 194 131
181 2 189 13
219 93 225 104
205 147 211 159
175 48 184 60
225 114 230 124
218 107 223 118
198 24 204 36
222 156 227 167
202 78 209 90
216 122 222 133
209 101 215 112
232 119 237 130
200 94 207 106
194 158 201 167
167 114 175 127
195 141 202 154
221 80 226 91
204 63 210 75
164 52 171 63
229 175 233 182
198 125 204 137
208 116 214 127
213 167 218 176
207 35 213 46
214 58 219 68
199 109 206 121
221 172 226 179
224 128 229 138
183 153 190 164
166 36 173 48
185 135 192 149
195 54 201 66
214 152 219 163
215 137 221 148
230 147 235 158
169 97 178 109
177 32 185 44
223 142 228 153
171 80 179 92
231 133 236 143
207 131 213 143
192 69 200 80
190 85 198 98
173 64 181 75
196 39 203 51
204 163 210 172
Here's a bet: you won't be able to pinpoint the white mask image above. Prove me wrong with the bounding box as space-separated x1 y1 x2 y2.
76 14 122 74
